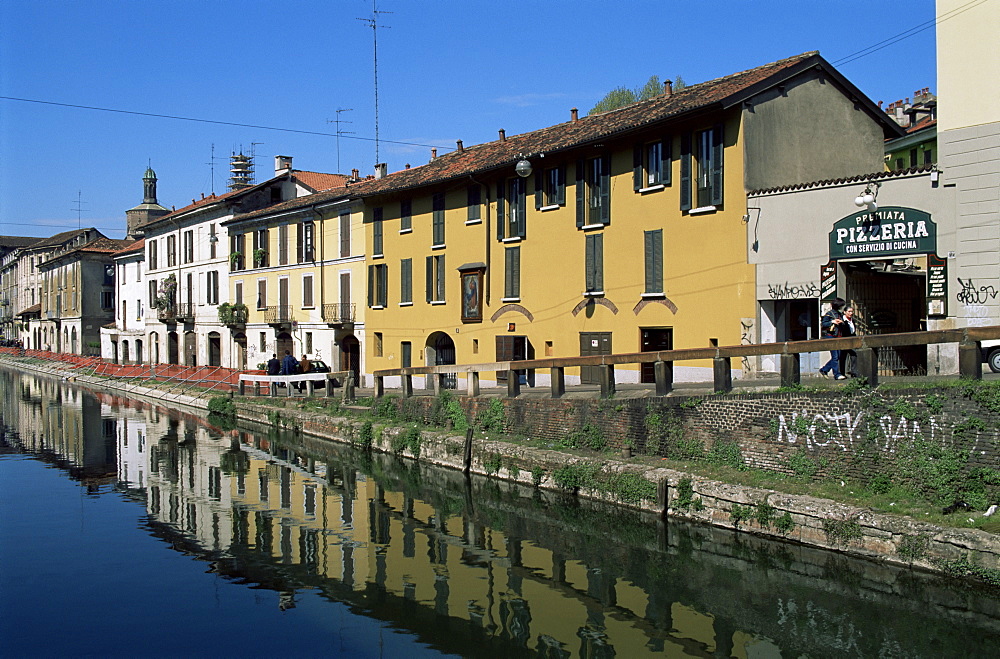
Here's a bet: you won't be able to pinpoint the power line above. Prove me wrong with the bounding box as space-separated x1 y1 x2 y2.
832 0 989 67
0 95 450 151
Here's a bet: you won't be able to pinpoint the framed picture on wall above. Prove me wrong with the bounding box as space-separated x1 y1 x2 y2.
461 270 483 322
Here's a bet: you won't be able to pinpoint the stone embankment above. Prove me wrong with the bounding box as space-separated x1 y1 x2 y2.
4 354 999 580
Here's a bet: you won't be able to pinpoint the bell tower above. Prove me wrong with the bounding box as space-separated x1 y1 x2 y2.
126 165 169 239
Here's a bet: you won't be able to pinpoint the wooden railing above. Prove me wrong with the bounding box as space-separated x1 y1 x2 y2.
372 326 1000 399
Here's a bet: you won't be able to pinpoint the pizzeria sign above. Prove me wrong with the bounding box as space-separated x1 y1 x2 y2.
829 206 936 260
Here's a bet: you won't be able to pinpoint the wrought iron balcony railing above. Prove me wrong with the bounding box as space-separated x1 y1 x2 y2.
263 305 292 324
323 303 356 324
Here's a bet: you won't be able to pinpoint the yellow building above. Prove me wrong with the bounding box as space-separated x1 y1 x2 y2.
223 182 367 380
352 52 897 387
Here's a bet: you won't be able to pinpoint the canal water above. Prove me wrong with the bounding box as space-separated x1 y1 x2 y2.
2 367 1000 658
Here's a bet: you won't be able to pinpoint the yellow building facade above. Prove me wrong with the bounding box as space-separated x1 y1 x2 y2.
224 191 367 380
355 53 893 388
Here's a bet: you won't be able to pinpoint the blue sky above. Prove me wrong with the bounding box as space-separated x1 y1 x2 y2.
0 0 939 239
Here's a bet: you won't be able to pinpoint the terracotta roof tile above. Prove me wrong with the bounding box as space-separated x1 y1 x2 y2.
293 171 349 192
113 238 145 256
748 164 936 196
343 51 898 198
907 116 936 134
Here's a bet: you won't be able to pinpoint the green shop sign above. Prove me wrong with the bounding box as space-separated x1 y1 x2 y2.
829 206 936 260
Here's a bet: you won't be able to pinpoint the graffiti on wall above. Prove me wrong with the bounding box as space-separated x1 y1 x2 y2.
771 409 992 454
740 318 754 373
767 281 820 300
956 278 999 306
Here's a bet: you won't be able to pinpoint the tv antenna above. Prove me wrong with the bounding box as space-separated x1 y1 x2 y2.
206 143 219 195
70 190 88 229
326 108 354 173
358 0 391 166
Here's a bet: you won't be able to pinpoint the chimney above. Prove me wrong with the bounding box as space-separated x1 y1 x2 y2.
431 148 438 161
200 192 205 199
878 100 883 109
275 155 293 175
405 163 411 169
457 140 464 153
664 80 673 96
571 107 579 122
351 168 360 180
499 129 506 142
374 163 387 179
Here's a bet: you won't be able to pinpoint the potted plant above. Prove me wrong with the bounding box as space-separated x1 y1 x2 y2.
217 302 233 324
153 274 177 312
231 303 249 324
229 252 243 270
253 248 267 267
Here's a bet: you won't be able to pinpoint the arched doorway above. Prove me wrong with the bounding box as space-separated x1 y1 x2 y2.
151 332 160 364
208 332 221 367
136 339 143 365
340 335 361 384
233 332 247 370
425 332 456 389
184 331 197 366
70 327 77 354
167 331 179 364
122 340 130 364
276 332 293 359
111 341 119 364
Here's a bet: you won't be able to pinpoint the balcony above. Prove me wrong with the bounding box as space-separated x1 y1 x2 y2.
157 303 194 323
323 303 356 326
263 305 292 325
218 303 249 326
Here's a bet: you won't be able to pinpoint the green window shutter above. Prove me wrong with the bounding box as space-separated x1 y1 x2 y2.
595 233 604 291
400 258 411 304
644 229 663 293
505 246 520 298
496 182 506 240
680 134 692 211
662 138 672 186
534 171 543 210
373 207 384 254
367 265 374 307
711 124 724 206
379 265 388 307
467 185 481 221
575 160 585 227
633 144 643 191
425 256 433 302
556 166 566 205
599 155 611 225
515 178 526 238
432 193 445 245
436 255 445 301
401 199 412 231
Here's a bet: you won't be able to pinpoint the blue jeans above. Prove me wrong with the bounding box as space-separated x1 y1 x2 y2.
821 350 842 377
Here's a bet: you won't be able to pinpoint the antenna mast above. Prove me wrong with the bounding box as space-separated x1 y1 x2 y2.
358 0 391 166
326 108 354 173
70 191 87 230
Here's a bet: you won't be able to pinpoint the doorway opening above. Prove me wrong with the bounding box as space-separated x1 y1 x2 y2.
639 328 673 383
425 332 456 389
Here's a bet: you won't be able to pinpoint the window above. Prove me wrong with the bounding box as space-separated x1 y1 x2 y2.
367 263 388 308
230 234 246 271
206 270 219 305
339 213 351 257
504 246 520 300
278 225 289 265
101 291 114 309
253 228 268 267
137 299 143 320
400 199 412 232
535 166 565 209
585 233 604 294
296 221 315 262
149 279 157 308
374 332 383 357
401 341 411 367
302 274 314 308
681 125 724 211
400 258 412 305
257 279 267 310
497 177 526 240
634 139 671 191
136 260 142 282
910 148 918 168
467 185 481 222
209 224 217 259
372 207 383 256
432 193 445 246
305 332 313 354
643 229 663 294
235 281 243 305
426 255 445 303
183 230 194 263
576 155 611 227
166 235 176 267
260 332 267 352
